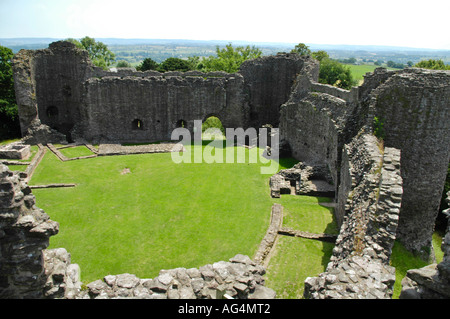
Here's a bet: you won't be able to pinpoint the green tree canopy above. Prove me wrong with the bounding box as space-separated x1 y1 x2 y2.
116 60 132 68
157 57 191 72
0 45 20 139
311 50 330 62
318 58 355 90
201 44 262 73
290 43 312 56
414 59 450 70
66 36 115 69
136 58 159 71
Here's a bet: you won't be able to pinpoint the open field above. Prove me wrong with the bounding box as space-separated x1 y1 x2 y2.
345 63 399 85
264 195 338 298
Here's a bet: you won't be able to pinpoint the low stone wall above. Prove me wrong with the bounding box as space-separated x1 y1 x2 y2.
253 204 283 265
303 132 402 299
78 254 274 299
0 143 30 160
98 143 184 156
42 248 275 299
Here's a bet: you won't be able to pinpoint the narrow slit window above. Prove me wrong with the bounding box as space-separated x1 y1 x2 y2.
132 119 143 130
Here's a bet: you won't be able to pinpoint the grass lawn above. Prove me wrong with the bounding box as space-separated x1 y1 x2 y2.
264 195 338 298
264 236 335 299
390 232 444 299
30 143 295 283
345 64 399 85
57 145 96 158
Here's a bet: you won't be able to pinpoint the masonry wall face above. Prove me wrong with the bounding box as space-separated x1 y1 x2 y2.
372 69 450 258
13 42 313 144
80 75 248 143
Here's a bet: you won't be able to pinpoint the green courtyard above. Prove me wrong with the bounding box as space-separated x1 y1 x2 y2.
2 142 443 298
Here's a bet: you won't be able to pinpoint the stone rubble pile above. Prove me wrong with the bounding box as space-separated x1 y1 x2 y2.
72 254 275 299
304 255 396 299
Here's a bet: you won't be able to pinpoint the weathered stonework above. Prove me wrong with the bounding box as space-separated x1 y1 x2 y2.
0 142 30 160
13 41 317 145
269 162 334 198
370 69 450 259
303 133 402 299
77 254 275 299
280 66 450 260
0 165 59 298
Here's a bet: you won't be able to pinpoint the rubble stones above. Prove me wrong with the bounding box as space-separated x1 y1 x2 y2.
75 254 274 299
0 164 59 298
304 255 396 299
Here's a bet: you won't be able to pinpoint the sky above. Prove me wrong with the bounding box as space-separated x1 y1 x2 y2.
0 0 449 50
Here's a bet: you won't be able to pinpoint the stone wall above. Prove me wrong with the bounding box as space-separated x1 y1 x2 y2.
0 164 59 298
303 132 402 299
79 254 275 299
279 91 344 191
370 68 450 259
79 73 247 143
238 53 319 128
13 42 318 144
280 66 450 261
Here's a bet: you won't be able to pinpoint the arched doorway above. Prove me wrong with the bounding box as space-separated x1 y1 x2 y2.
202 116 224 140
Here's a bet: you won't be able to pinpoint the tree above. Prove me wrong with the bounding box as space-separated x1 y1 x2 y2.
0 46 20 139
318 58 355 90
387 60 404 69
157 57 191 72
116 60 131 68
290 43 311 56
66 37 115 69
312 50 329 62
201 44 262 73
186 56 203 71
136 58 159 71
414 59 450 70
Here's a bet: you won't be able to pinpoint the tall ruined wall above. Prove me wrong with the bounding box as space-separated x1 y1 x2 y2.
13 42 99 138
78 73 248 143
334 133 402 263
371 69 450 259
279 92 342 189
239 53 319 128
304 133 402 299
0 165 59 298
13 42 318 144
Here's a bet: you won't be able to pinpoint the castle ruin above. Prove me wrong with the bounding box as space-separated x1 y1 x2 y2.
1 41 449 299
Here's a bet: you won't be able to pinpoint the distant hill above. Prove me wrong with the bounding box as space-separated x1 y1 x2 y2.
1 37 449 65
2 37 449 52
